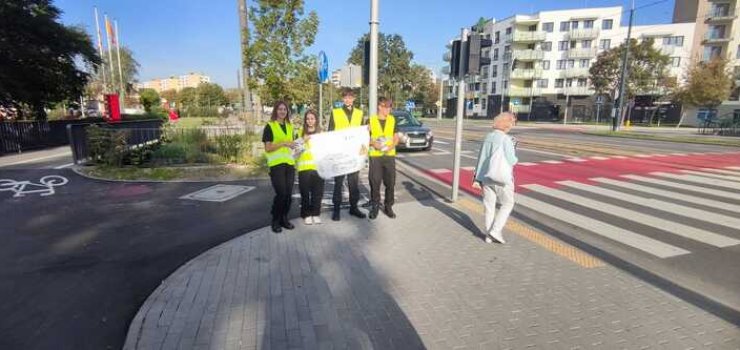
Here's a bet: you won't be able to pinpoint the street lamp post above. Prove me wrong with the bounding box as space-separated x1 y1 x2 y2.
369 0 379 116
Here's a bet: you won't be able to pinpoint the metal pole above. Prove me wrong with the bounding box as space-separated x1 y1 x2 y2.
94 7 107 94
369 0 379 116
319 83 323 124
615 4 634 131
451 27 468 202
236 69 243 111
437 78 443 120
114 20 125 111
563 92 569 125
596 102 601 123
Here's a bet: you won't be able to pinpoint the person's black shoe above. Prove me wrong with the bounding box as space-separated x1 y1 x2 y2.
368 204 379 220
384 206 396 219
271 221 282 233
349 207 366 219
332 209 341 221
280 217 295 230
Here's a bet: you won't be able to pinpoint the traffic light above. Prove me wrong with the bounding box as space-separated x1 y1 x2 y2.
444 39 463 79
467 33 492 75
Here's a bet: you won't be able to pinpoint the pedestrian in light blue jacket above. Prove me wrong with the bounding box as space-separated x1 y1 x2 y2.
472 112 518 244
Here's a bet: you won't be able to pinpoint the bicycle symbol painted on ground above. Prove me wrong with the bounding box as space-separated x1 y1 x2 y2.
0 175 69 198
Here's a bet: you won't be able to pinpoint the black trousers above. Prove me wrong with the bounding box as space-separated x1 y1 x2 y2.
369 156 396 208
332 171 360 209
269 164 295 222
298 170 325 217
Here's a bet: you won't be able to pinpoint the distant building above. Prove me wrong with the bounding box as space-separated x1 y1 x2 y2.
135 72 211 93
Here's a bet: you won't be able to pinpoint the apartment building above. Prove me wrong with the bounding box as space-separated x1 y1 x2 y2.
674 0 740 122
135 73 211 93
444 6 694 123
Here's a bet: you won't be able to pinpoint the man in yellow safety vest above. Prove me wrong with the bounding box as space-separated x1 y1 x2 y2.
367 97 399 219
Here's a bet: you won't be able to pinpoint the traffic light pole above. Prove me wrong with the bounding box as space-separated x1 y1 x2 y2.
614 3 634 131
368 0 379 117
451 27 468 202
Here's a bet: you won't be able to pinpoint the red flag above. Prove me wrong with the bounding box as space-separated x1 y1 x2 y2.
105 17 116 46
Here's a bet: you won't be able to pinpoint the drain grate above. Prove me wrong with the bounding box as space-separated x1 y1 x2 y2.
180 184 255 202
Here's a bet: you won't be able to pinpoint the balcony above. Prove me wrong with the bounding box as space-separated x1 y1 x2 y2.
560 67 590 78
508 86 541 96
703 33 733 44
512 49 545 61
502 52 512 62
510 68 542 79
567 47 598 59
561 86 593 96
705 10 737 23
568 28 600 40
512 31 546 43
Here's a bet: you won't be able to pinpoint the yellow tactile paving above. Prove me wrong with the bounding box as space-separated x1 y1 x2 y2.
456 197 605 268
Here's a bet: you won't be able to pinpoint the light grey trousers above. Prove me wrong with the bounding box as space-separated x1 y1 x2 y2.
482 182 515 240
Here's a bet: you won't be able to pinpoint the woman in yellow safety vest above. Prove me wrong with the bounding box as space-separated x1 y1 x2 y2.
262 101 296 233
296 110 325 225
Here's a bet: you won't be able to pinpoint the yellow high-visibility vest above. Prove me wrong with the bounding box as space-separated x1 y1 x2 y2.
331 107 363 130
368 114 396 157
295 128 317 172
265 121 295 167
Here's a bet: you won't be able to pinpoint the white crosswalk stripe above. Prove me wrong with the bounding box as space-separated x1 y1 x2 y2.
516 194 690 258
523 184 739 249
698 168 740 177
651 172 740 190
593 177 740 214
622 174 740 201
680 169 740 183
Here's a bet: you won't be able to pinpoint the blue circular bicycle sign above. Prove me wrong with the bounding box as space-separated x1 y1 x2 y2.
317 51 328 83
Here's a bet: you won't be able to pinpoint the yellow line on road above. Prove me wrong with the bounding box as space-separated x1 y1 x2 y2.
456 197 604 268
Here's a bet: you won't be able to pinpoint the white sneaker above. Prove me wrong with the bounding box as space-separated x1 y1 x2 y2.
312 216 322 224
485 236 493 244
304 217 313 225
492 235 506 244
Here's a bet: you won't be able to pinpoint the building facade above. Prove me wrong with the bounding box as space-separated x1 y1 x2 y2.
444 6 694 124
135 73 211 93
674 0 740 123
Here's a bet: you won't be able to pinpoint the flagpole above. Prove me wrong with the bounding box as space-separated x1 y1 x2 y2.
114 20 125 110
94 7 107 94
104 14 116 96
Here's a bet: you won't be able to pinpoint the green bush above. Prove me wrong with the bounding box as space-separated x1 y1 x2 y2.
86 125 128 166
152 143 188 165
214 134 241 162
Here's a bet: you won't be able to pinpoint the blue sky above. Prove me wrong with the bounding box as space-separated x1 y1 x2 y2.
57 0 675 88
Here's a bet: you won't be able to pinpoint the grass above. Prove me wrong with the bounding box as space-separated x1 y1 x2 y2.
80 163 267 182
170 117 221 128
585 130 740 147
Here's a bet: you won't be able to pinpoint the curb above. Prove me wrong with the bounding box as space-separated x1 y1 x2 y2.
71 166 271 184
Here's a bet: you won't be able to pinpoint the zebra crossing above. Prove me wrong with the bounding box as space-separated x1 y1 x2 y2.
517 167 740 259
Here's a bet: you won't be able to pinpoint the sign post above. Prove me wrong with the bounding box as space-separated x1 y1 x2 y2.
317 51 328 125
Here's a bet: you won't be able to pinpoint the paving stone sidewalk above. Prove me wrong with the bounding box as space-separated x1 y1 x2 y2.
124 197 740 350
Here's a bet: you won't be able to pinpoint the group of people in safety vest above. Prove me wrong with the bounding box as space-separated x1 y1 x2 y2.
262 88 399 233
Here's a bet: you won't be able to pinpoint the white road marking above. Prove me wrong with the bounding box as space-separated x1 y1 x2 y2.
429 168 451 174
434 140 450 145
517 147 569 158
53 163 74 169
566 158 588 162
680 170 740 183
700 168 740 177
670 153 688 156
461 154 478 160
634 154 653 158
612 155 629 159
462 166 475 171
622 174 740 201
0 175 69 198
518 162 538 166
650 172 740 191
542 160 564 164
590 156 610 160
0 152 72 168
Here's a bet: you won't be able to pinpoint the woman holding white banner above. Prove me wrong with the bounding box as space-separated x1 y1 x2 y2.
296 110 325 225
262 101 297 233
472 112 518 244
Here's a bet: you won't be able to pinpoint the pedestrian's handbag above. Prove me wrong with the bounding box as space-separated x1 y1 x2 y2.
484 145 512 184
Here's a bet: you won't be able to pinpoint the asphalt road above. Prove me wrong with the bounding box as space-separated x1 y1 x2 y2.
0 151 428 350
402 121 740 323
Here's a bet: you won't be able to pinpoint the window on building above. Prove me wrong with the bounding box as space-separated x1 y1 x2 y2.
733 109 740 123
503 63 509 74
571 21 579 29
567 59 575 68
580 59 589 68
570 41 577 49
492 65 498 77
493 48 499 60
704 46 723 60
600 39 611 50
541 41 552 51
474 98 479 105
560 22 569 32
602 19 613 30
555 79 564 88
582 40 592 48
506 27 512 34
503 80 508 89
481 98 487 109
482 82 488 94
556 60 566 70
543 22 554 32
584 20 594 29
663 36 684 46
492 82 497 94
577 78 587 87
566 78 574 87
542 60 551 70
495 31 500 44
697 107 717 120
481 65 489 77
671 57 681 67
537 79 549 88
475 82 481 91
558 41 569 51
712 3 731 17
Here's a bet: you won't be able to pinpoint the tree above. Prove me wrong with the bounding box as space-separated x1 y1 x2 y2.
590 38 672 101
178 87 197 107
139 88 160 112
675 58 733 127
160 89 178 105
348 33 415 103
88 46 140 97
245 0 319 105
0 0 101 119
196 83 228 107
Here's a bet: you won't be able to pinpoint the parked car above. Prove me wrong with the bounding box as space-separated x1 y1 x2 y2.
392 110 433 151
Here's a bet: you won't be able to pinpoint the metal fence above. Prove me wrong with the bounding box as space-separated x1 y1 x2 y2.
0 119 104 156
68 120 164 164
